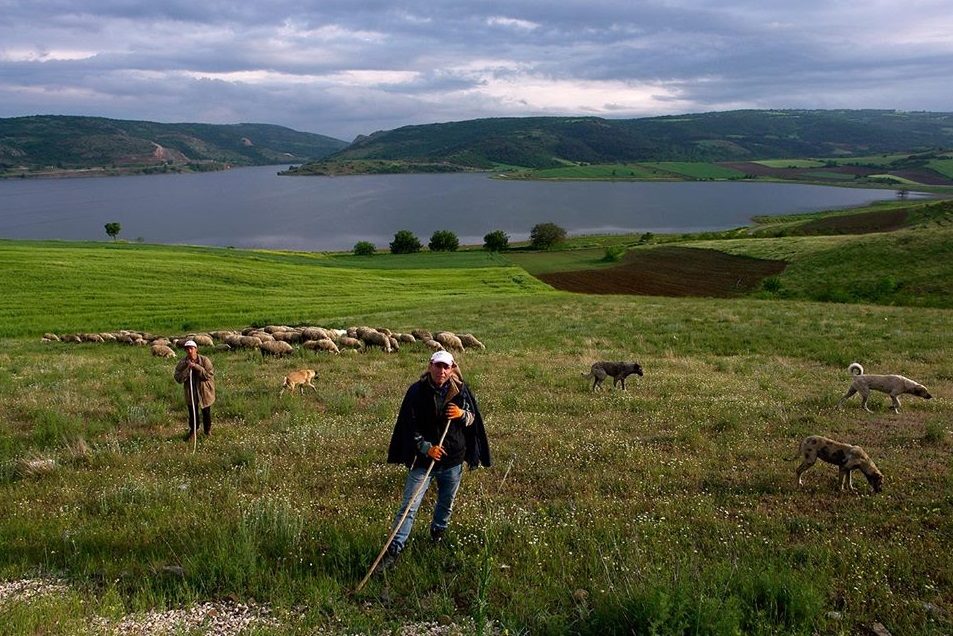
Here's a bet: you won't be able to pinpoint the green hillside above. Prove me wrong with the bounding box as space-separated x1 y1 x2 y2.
288 110 953 175
0 115 348 176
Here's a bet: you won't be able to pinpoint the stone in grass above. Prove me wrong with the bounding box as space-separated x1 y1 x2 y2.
16 458 56 478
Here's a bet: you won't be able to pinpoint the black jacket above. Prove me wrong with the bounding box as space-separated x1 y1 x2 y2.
387 373 491 470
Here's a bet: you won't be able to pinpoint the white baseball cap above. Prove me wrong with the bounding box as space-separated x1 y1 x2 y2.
183 340 198 348
429 350 455 366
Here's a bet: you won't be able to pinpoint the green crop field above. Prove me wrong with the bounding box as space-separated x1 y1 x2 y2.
927 159 953 179
754 159 826 169
529 164 662 179
641 162 747 180
1 214 951 634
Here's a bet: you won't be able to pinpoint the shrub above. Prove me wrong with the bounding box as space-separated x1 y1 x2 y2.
530 222 567 250
602 245 626 262
428 230 459 252
762 276 782 293
389 230 422 254
353 241 376 256
483 229 510 252
922 420 947 445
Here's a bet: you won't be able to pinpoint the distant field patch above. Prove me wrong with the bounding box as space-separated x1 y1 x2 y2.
531 164 660 179
537 246 786 297
754 159 825 168
795 209 910 234
927 159 953 179
868 173 921 185
642 162 745 179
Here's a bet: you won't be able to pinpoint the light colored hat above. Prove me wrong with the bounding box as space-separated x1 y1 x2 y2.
429 350 455 366
183 339 198 348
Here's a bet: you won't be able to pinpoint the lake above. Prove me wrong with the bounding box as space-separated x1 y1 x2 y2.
0 166 905 251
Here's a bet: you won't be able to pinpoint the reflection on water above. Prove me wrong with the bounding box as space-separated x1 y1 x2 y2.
0 167 901 250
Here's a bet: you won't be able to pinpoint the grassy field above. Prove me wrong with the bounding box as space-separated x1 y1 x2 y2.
1 220 952 634
524 164 664 180
0 241 548 338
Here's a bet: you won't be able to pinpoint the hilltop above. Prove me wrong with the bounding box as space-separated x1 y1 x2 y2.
284 109 953 185
0 115 348 177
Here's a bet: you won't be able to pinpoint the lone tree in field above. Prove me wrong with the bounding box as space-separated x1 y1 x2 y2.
428 230 459 252
483 229 509 252
529 222 566 250
353 241 376 256
389 229 422 254
104 222 121 241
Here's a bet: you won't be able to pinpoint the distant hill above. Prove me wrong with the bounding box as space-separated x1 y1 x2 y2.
296 109 953 172
0 115 348 175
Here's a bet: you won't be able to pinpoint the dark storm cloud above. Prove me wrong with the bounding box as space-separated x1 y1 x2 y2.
1 1 952 139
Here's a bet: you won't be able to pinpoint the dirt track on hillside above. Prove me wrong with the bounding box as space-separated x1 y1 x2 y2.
538 247 787 297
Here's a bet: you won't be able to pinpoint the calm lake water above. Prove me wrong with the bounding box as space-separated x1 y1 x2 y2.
0 166 904 251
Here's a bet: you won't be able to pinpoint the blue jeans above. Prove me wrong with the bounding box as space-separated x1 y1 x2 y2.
390 462 463 552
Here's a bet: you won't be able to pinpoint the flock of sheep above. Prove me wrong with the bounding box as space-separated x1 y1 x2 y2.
41 325 486 358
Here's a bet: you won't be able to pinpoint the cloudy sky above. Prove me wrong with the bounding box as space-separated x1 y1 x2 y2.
2 1 952 141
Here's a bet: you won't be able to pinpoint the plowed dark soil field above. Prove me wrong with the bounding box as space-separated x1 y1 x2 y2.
796 208 909 234
538 247 787 297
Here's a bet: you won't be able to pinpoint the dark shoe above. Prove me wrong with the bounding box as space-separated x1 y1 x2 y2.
183 431 196 442
203 428 211 437
430 527 446 544
379 544 401 572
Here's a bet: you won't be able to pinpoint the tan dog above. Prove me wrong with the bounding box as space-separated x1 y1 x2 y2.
279 369 317 396
792 435 883 493
838 362 932 413
582 361 644 391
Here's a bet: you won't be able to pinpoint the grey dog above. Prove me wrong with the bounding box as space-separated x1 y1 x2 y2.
838 362 932 413
582 361 643 391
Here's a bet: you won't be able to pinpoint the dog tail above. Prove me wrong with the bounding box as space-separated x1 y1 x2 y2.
848 362 864 376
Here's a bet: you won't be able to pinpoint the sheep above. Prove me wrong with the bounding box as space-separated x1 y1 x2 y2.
434 331 465 353
273 330 303 344
411 329 433 342
360 329 392 352
301 326 331 341
395 333 416 344
424 339 445 352
304 339 340 354
458 333 486 350
388 336 400 352
189 334 214 347
99 332 117 342
151 344 177 358
151 337 171 347
81 333 105 343
42 332 60 342
237 335 263 349
224 334 244 348
260 340 294 357
337 336 364 351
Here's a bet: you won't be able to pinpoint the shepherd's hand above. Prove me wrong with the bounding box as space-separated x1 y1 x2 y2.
427 445 446 460
445 404 464 420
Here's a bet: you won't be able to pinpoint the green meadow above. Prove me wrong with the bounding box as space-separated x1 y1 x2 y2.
1 205 952 634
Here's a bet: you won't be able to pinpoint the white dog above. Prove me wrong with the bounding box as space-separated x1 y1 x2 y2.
838 363 932 413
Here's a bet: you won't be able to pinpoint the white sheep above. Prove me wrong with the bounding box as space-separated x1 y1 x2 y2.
458 333 486 350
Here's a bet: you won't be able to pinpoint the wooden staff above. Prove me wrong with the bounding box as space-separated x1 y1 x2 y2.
355 417 453 593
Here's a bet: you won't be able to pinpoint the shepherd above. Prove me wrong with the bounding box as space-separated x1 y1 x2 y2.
373 351 491 576
173 339 216 441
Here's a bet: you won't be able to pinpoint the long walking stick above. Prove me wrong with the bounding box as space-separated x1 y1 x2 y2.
188 364 197 454
355 418 453 592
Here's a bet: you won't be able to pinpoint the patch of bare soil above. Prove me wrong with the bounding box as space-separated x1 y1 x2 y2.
537 247 786 297
795 209 909 235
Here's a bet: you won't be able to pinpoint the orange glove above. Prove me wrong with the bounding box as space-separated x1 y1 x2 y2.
445 404 464 420
427 445 446 460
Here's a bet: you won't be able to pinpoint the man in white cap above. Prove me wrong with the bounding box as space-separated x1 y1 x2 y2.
173 339 216 440
383 350 491 567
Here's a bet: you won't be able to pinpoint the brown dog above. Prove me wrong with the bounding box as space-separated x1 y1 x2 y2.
582 361 643 391
838 362 932 413
792 435 883 493
279 369 317 396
